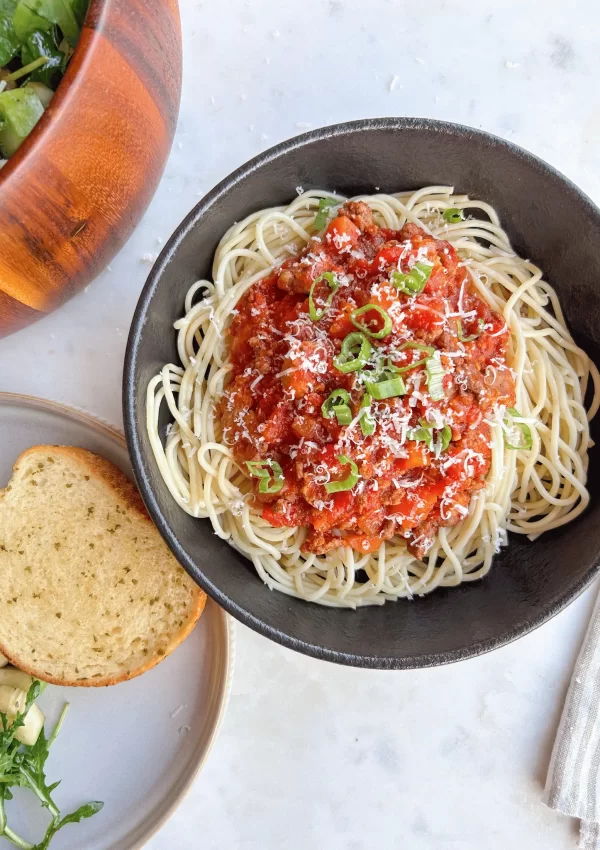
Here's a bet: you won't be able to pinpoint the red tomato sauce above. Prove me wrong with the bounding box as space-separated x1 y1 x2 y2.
220 201 515 558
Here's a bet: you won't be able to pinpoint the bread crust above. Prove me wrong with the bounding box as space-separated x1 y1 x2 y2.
0 445 206 687
0 592 206 688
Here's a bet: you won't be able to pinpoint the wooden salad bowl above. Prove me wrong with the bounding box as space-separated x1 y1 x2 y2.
0 0 182 337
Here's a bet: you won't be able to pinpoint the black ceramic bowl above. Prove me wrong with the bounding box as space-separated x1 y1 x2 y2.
124 117 600 669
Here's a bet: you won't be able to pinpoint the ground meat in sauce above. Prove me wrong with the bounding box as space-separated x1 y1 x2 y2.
220 200 516 558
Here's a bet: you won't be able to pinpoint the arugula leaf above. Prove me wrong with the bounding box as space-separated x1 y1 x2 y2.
0 786 7 832
13 0 85 47
0 682 103 849
17 702 69 817
0 0 20 66
33 801 104 850
21 729 57 809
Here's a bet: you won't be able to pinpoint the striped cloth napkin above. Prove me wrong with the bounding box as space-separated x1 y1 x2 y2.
546 588 600 849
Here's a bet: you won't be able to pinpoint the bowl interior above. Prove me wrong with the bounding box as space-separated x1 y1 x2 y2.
124 118 600 668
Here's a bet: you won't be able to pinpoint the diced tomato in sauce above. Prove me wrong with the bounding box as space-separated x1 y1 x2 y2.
220 200 515 557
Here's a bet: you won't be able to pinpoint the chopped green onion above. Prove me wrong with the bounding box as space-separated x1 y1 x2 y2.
390 261 433 295
457 318 485 342
335 408 352 425
314 197 338 230
334 332 372 373
399 341 435 354
409 421 434 450
308 272 339 322
364 374 406 400
409 420 452 453
411 262 433 289
439 424 452 452
388 358 428 375
389 341 435 373
443 208 464 224
359 393 375 436
350 304 393 339
246 461 270 479
322 389 352 425
259 467 284 494
246 459 285 493
324 455 360 493
261 473 283 495
322 389 351 415
390 271 410 291
504 408 533 451
425 351 446 401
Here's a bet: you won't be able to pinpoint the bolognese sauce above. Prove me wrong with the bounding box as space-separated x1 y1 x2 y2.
220 200 515 558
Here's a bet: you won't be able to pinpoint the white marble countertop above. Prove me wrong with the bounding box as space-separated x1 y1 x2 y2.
2 0 600 846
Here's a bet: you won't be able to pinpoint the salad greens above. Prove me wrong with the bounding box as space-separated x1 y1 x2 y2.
0 0 88 161
0 680 103 849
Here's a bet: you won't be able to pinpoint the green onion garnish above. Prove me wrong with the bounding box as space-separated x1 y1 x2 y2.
389 341 435 373
400 341 435 353
324 455 360 493
439 424 452 452
390 261 433 295
409 423 432 447
350 304 393 339
246 459 285 493
425 351 446 401
457 318 484 342
334 332 372 373
504 408 533 451
359 393 375 436
364 374 406 400
443 208 464 224
322 389 352 425
308 272 339 322
409 420 452 453
314 197 338 231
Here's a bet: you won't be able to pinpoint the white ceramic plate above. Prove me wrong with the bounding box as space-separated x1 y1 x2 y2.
0 393 234 850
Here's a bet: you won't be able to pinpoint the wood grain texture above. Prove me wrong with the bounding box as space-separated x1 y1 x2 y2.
0 0 182 338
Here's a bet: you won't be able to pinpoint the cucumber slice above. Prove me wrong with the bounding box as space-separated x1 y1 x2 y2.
0 86 44 157
0 667 34 692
